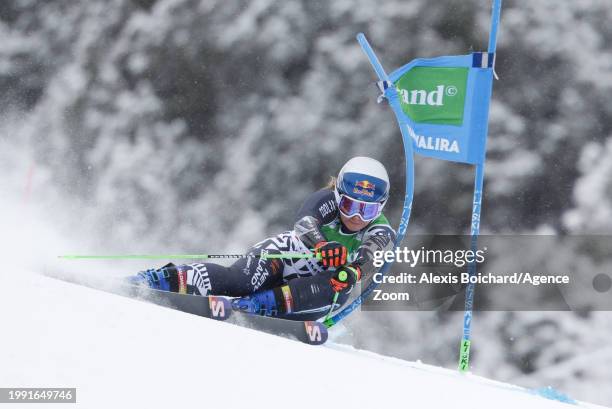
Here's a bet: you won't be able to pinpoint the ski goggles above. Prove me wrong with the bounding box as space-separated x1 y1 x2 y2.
338 194 383 222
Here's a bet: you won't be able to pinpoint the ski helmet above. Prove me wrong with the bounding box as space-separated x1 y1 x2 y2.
334 157 390 221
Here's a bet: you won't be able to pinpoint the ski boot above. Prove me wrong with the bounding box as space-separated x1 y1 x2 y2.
231 290 279 317
126 263 175 291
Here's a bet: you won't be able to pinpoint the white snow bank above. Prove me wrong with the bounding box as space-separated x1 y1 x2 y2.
0 270 607 409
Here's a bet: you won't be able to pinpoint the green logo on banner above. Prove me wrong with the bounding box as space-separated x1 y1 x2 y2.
396 67 468 126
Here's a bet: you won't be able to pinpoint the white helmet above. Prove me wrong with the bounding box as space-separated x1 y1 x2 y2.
334 157 390 221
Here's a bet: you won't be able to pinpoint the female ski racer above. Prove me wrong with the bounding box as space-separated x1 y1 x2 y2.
130 156 396 321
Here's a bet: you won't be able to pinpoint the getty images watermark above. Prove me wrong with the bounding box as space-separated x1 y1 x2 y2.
372 247 570 286
362 235 612 311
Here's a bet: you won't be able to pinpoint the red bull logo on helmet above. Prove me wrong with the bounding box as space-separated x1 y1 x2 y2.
353 180 375 197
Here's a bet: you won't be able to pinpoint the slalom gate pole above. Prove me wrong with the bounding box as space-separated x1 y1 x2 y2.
458 163 484 371
458 0 502 372
324 33 416 328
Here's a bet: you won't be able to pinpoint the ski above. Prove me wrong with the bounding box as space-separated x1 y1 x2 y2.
121 285 328 346
230 311 328 346
132 287 328 345
126 285 232 321
47 274 233 321
47 274 327 345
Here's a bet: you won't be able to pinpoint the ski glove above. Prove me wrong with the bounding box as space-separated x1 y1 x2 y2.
314 241 348 268
330 264 361 293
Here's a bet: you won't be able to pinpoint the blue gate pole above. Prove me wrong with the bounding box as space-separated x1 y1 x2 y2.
458 0 502 372
458 163 484 372
325 33 416 327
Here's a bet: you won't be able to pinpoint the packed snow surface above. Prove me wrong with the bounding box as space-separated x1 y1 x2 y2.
0 269 607 409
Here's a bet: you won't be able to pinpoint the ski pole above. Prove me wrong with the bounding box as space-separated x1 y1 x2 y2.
323 268 352 326
323 292 340 326
59 253 319 260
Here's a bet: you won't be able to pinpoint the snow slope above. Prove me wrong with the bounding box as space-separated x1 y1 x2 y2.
0 270 607 409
